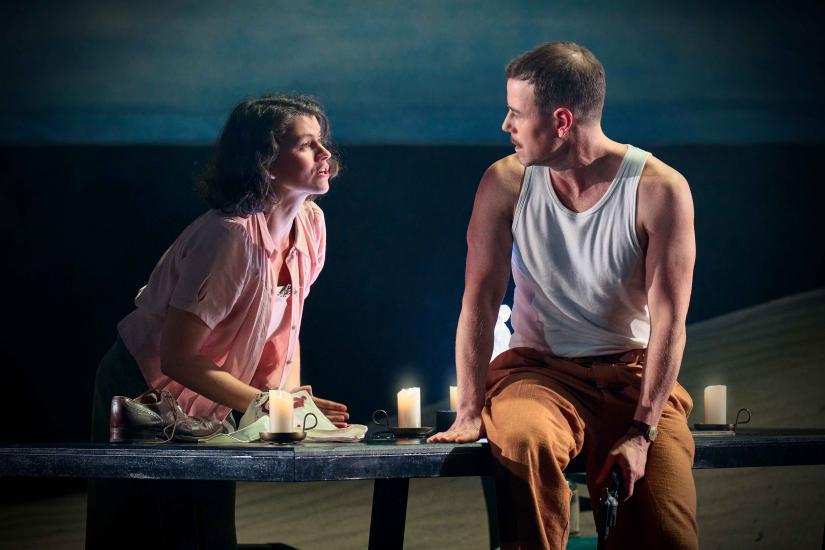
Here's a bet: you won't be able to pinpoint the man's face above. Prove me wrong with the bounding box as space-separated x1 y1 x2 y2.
501 79 558 166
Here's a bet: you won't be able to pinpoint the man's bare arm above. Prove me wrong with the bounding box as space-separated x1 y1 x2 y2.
429 156 522 443
635 168 696 426
596 163 695 498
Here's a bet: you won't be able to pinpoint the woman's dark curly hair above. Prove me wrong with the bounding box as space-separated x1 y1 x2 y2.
198 94 338 216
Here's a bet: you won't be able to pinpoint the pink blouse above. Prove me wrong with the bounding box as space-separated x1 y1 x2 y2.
118 201 326 420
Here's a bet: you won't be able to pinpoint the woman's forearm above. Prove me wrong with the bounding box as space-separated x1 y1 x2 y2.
163 356 260 413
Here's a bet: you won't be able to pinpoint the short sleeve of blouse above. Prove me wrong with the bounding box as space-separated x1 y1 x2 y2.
169 219 253 330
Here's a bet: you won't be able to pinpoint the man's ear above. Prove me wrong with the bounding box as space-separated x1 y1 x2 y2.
552 107 574 137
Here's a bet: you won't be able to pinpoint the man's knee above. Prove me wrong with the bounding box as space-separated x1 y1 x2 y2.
488 409 583 469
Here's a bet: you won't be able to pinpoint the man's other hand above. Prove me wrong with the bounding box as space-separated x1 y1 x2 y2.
595 433 651 500
427 415 484 443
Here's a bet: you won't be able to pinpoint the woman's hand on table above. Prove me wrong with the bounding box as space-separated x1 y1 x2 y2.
290 385 350 428
427 414 484 443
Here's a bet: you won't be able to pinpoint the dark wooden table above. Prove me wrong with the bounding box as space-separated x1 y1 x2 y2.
2 429 824 549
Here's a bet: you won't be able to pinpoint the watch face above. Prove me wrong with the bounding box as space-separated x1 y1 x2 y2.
648 426 658 441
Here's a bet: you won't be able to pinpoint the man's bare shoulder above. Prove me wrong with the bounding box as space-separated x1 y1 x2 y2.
480 154 525 197
639 154 694 227
640 154 689 193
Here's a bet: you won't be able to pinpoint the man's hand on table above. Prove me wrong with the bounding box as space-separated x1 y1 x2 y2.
427 414 484 443
290 385 350 428
595 433 651 501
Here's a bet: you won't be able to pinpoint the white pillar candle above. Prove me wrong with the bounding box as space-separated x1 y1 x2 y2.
450 386 458 411
269 389 294 433
397 389 409 427
397 387 421 428
704 385 727 425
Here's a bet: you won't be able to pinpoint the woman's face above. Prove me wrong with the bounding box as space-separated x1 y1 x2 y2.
269 115 332 197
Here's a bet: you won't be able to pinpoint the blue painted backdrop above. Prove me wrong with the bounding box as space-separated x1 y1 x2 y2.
2 1 823 145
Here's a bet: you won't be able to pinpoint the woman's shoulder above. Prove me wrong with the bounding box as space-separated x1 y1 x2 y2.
181 209 255 252
301 200 325 220
299 201 326 232
298 201 326 253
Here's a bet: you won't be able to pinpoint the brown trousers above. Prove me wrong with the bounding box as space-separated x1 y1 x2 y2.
483 347 698 550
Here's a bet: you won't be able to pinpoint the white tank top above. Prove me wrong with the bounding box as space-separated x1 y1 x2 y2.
509 144 651 357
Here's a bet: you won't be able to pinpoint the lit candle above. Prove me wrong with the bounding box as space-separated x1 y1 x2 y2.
269 389 294 433
704 385 727 425
397 387 421 428
450 386 458 411
397 389 409 427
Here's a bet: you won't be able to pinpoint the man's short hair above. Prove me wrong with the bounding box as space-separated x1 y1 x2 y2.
506 42 606 123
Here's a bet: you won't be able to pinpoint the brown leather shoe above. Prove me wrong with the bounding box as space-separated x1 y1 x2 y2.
109 389 223 443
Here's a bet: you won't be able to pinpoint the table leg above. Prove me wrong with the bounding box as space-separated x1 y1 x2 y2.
368 478 409 550
481 475 499 550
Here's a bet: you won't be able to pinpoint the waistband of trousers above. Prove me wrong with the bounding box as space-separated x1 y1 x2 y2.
568 348 647 367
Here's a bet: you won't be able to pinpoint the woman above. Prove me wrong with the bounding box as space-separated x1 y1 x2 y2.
87 94 348 549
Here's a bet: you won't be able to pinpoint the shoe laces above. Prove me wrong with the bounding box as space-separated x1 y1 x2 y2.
160 390 181 443
143 390 181 445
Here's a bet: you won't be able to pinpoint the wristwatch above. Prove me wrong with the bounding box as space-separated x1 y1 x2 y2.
628 420 658 443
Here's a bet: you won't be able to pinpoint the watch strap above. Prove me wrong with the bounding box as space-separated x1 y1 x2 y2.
629 420 657 442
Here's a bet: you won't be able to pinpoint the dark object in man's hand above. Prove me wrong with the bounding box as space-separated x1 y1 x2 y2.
598 465 623 546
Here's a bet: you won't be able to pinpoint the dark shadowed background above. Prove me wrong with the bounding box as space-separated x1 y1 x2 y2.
1 1 823 446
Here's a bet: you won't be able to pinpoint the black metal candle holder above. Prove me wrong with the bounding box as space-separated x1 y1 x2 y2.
260 412 318 444
368 409 433 442
694 407 751 432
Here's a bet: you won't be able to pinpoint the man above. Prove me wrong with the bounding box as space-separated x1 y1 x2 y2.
429 42 698 549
